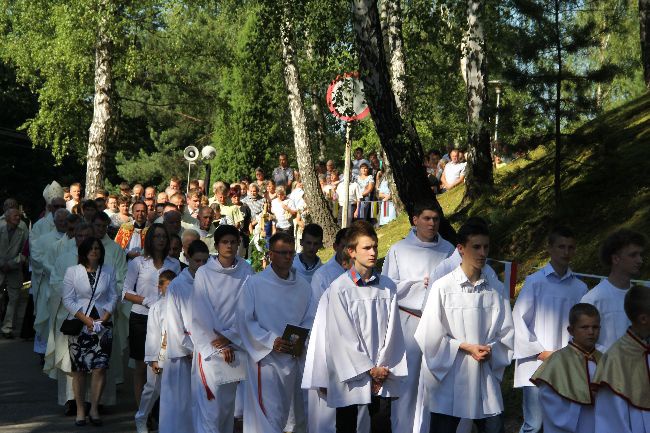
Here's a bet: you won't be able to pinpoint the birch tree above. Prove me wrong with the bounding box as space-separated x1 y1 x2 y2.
280 4 339 243
85 0 115 198
462 0 493 199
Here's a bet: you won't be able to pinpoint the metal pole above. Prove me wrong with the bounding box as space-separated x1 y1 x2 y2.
342 122 352 228
204 162 211 196
494 87 501 143
186 162 192 195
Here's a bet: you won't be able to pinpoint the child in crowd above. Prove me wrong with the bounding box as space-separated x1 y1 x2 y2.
593 285 650 433
531 303 602 433
135 270 176 433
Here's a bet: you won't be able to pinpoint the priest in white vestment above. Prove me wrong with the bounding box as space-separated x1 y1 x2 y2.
192 226 254 433
581 229 646 351
414 222 514 433
513 227 587 433
325 221 407 433
593 286 650 433
159 240 210 433
530 303 602 433
381 204 454 433
238 232 316 433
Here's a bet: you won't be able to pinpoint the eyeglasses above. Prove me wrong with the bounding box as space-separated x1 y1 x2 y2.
270 250 296 257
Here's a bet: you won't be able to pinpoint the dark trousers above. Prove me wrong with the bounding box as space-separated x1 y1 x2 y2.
336 396 392 433
429 412 504 433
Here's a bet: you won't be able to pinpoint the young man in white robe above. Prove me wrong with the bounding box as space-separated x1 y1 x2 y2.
513 226 588 433
381 202 454 433
159 240 209 433
581 229 646 351
530 303 602 433
292 223 323 284
593 285 650 433
238 232 316 433
302 228 358 433
414 221 514 433
192 225 254 433
325 221 407 433
135 270 176 433
32 208 69 356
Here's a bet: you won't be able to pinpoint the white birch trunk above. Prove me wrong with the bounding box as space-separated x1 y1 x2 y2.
280 8 339 243
85 0 114 199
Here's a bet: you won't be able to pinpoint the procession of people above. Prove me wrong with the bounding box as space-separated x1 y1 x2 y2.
0 148 648 433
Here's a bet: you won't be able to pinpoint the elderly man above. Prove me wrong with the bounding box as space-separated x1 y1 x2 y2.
196 207 217 253
132 184 144 202
0 208 29 339
32 182 65 241
115 201 149 260
440 149 467 191
179 229 200 265
156 191 169 204
144 186 157 201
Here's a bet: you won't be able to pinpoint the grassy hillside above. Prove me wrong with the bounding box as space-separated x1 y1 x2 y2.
328 92 650 286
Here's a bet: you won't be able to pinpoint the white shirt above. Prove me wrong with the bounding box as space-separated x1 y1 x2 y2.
442 161 466 185
581 279 631 351
165 268 195 359
512 263 588 387
122 256 181 315
382 229 454 312
292 254 322 284
271 197 295 230
310 257 346 299
415 266 514 419
336 182 362 206
325 270 407 407
145 297 168 366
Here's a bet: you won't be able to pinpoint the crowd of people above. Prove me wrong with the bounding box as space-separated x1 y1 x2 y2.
0 149 648 433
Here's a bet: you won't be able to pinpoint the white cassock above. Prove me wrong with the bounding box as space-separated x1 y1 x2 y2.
414 266 514 420
136 296 167 424
292 254 322 284
594 386 650 433
381 229 454 433
412 249 505 433
31 229 65 354
30 212 55 244
192 256 254 433
303 257 372 433
160 268 195 433
238 266 316 433
100 235 129 384
325 270 407 430
45 249 116 406
538 360 596 433
581 279 630 351
512 264 588 387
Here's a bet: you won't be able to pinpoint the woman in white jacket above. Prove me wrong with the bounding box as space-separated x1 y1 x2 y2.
62 237 118 427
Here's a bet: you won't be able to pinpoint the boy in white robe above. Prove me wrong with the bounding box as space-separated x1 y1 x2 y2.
302 229 358 433
415 221 514 433
325 221 407 433
135 270 176 433
381 202 454 433
292 223 323 284
159 240 209 433
531 303 602 433
593 285 650 433
513 226 588 433
238 232 316 433
581 229 646 351
191 225 254 433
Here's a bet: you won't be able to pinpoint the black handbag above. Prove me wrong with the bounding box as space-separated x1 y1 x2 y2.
60 266 102 336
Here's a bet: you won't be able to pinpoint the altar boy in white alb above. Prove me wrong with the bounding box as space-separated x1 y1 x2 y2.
381 202 454 433
238 232 316 433
593 285 650 433
512 226 588 433
325 221 407 433
292 223 323 284
192 225 254 433
581 229 646 351
415 221 514 433
159 240 210 433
